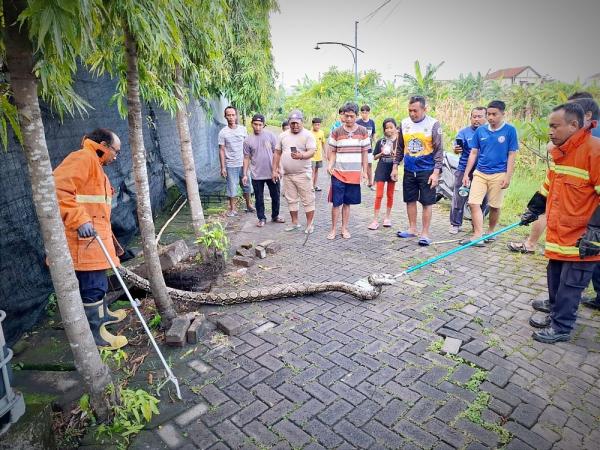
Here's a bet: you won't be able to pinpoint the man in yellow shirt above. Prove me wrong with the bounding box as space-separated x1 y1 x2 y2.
311 117 326 191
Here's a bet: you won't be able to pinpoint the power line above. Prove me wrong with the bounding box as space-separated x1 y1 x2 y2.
362 0 392 22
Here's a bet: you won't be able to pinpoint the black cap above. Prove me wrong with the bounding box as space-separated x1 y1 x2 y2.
251 114 265 123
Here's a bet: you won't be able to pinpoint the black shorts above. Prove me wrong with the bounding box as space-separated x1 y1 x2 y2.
403 170 437 206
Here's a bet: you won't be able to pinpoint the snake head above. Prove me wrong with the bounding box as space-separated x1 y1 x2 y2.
368 273 397 286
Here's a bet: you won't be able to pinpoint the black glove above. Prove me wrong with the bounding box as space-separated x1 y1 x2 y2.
520 192 546 226
77 222 96 238
578 205 600 258
520 209 538 226
577 233 600 258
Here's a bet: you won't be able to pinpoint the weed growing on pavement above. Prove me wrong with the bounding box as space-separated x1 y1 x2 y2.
428 338 512 446
458 392 512 446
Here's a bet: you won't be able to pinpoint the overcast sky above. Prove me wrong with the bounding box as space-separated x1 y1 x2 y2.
270 0 600 88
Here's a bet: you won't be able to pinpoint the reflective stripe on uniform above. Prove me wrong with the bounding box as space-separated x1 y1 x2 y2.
76 194 112 205
595 185 600 195
554 165 590 181
539 185 549 197
545 242 579 255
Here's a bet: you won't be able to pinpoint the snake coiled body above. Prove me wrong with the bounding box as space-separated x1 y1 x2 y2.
119 267 395 305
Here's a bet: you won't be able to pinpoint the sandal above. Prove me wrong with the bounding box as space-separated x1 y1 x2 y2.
327 231 336 240
257 219 266 227
382 219 392 228
483 235 497 243
507 241 535 254
397 231 417 238
245 206 256 213
459 238 485 248
418 237 432 246
304 224 314 234
272 216 285 223
341 230 351 239
368 220 379 230
284 224 302 232
314 186 322 192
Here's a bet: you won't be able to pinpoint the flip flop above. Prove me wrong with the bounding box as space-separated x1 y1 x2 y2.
507 242 534 254
327 231 336 240
418 237 432 246
284 224 302 232
272 216 285 223
483 235 497 243
397 231 417 238
459 238 485 247
257 219 266 228
368 221 379 230
342 230 351 239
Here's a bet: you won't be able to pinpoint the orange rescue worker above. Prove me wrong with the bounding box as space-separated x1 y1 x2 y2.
520 103 600 344
53 128 128 349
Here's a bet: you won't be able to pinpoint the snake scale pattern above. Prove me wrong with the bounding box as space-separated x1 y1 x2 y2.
119 266 396 305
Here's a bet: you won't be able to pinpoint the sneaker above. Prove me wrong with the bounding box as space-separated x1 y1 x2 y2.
532 299 551 313
449 225 461 235
529 314 550 328
532 327 570 344
314 186 322 192
226 210 238 217
245 206 256 213
581 296 600 310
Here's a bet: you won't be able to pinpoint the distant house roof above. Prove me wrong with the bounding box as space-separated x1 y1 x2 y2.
485 66 542 81
586 72 600 82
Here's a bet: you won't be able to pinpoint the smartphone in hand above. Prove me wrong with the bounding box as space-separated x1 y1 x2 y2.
290 146 298 153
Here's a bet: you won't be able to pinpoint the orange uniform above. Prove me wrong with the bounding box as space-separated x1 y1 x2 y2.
540 128 600 261
53 139 119 270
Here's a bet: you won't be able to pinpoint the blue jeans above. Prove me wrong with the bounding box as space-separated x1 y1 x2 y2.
76 270 108 303
547 260 595 333
226 166 253 198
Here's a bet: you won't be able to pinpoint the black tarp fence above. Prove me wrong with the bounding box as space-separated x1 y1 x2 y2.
0 68 228 345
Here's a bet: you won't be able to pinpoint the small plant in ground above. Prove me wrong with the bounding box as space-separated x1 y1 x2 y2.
464 369 488 392
148 313 162 330
486 337 501 348
96 386 160 449
195 221 229 258
100 348 128 369
427 338 443 353
46 292 58 317
458 391 512 446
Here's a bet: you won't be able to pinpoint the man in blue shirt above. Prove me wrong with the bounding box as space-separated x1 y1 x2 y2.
461 100 518 245
449 107 487 234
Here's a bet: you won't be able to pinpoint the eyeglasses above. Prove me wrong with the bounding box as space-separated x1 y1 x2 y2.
104 143 120 156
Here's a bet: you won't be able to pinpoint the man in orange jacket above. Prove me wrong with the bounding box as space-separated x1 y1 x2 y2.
520 103 600 343
53 128 128 349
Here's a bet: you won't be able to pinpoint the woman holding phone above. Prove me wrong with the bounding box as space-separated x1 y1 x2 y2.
368 118 399 230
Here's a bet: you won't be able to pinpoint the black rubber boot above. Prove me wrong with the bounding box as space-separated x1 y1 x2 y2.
83 299 128 349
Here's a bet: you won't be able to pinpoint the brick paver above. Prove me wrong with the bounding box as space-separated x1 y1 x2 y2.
132 184 600 449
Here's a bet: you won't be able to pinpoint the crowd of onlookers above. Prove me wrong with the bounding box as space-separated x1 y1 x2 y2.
218 92 600 345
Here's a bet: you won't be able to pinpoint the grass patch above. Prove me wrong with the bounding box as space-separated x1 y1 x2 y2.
501 160 547 236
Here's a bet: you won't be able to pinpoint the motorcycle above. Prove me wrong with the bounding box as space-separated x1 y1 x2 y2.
436 151 488 220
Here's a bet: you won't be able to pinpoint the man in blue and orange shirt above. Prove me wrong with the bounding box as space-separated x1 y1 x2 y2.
391 95 444 246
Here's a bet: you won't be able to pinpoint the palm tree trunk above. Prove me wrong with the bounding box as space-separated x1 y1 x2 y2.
175 66 205 236
123 23 177 327
3 0 113 419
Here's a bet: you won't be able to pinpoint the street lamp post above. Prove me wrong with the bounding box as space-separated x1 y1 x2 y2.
314 20 364 103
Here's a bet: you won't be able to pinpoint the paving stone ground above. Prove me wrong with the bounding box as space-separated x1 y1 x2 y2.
130 184 600 450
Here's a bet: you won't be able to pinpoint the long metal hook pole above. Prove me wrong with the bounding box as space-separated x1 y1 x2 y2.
394 221 522 279
94 235 182 400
